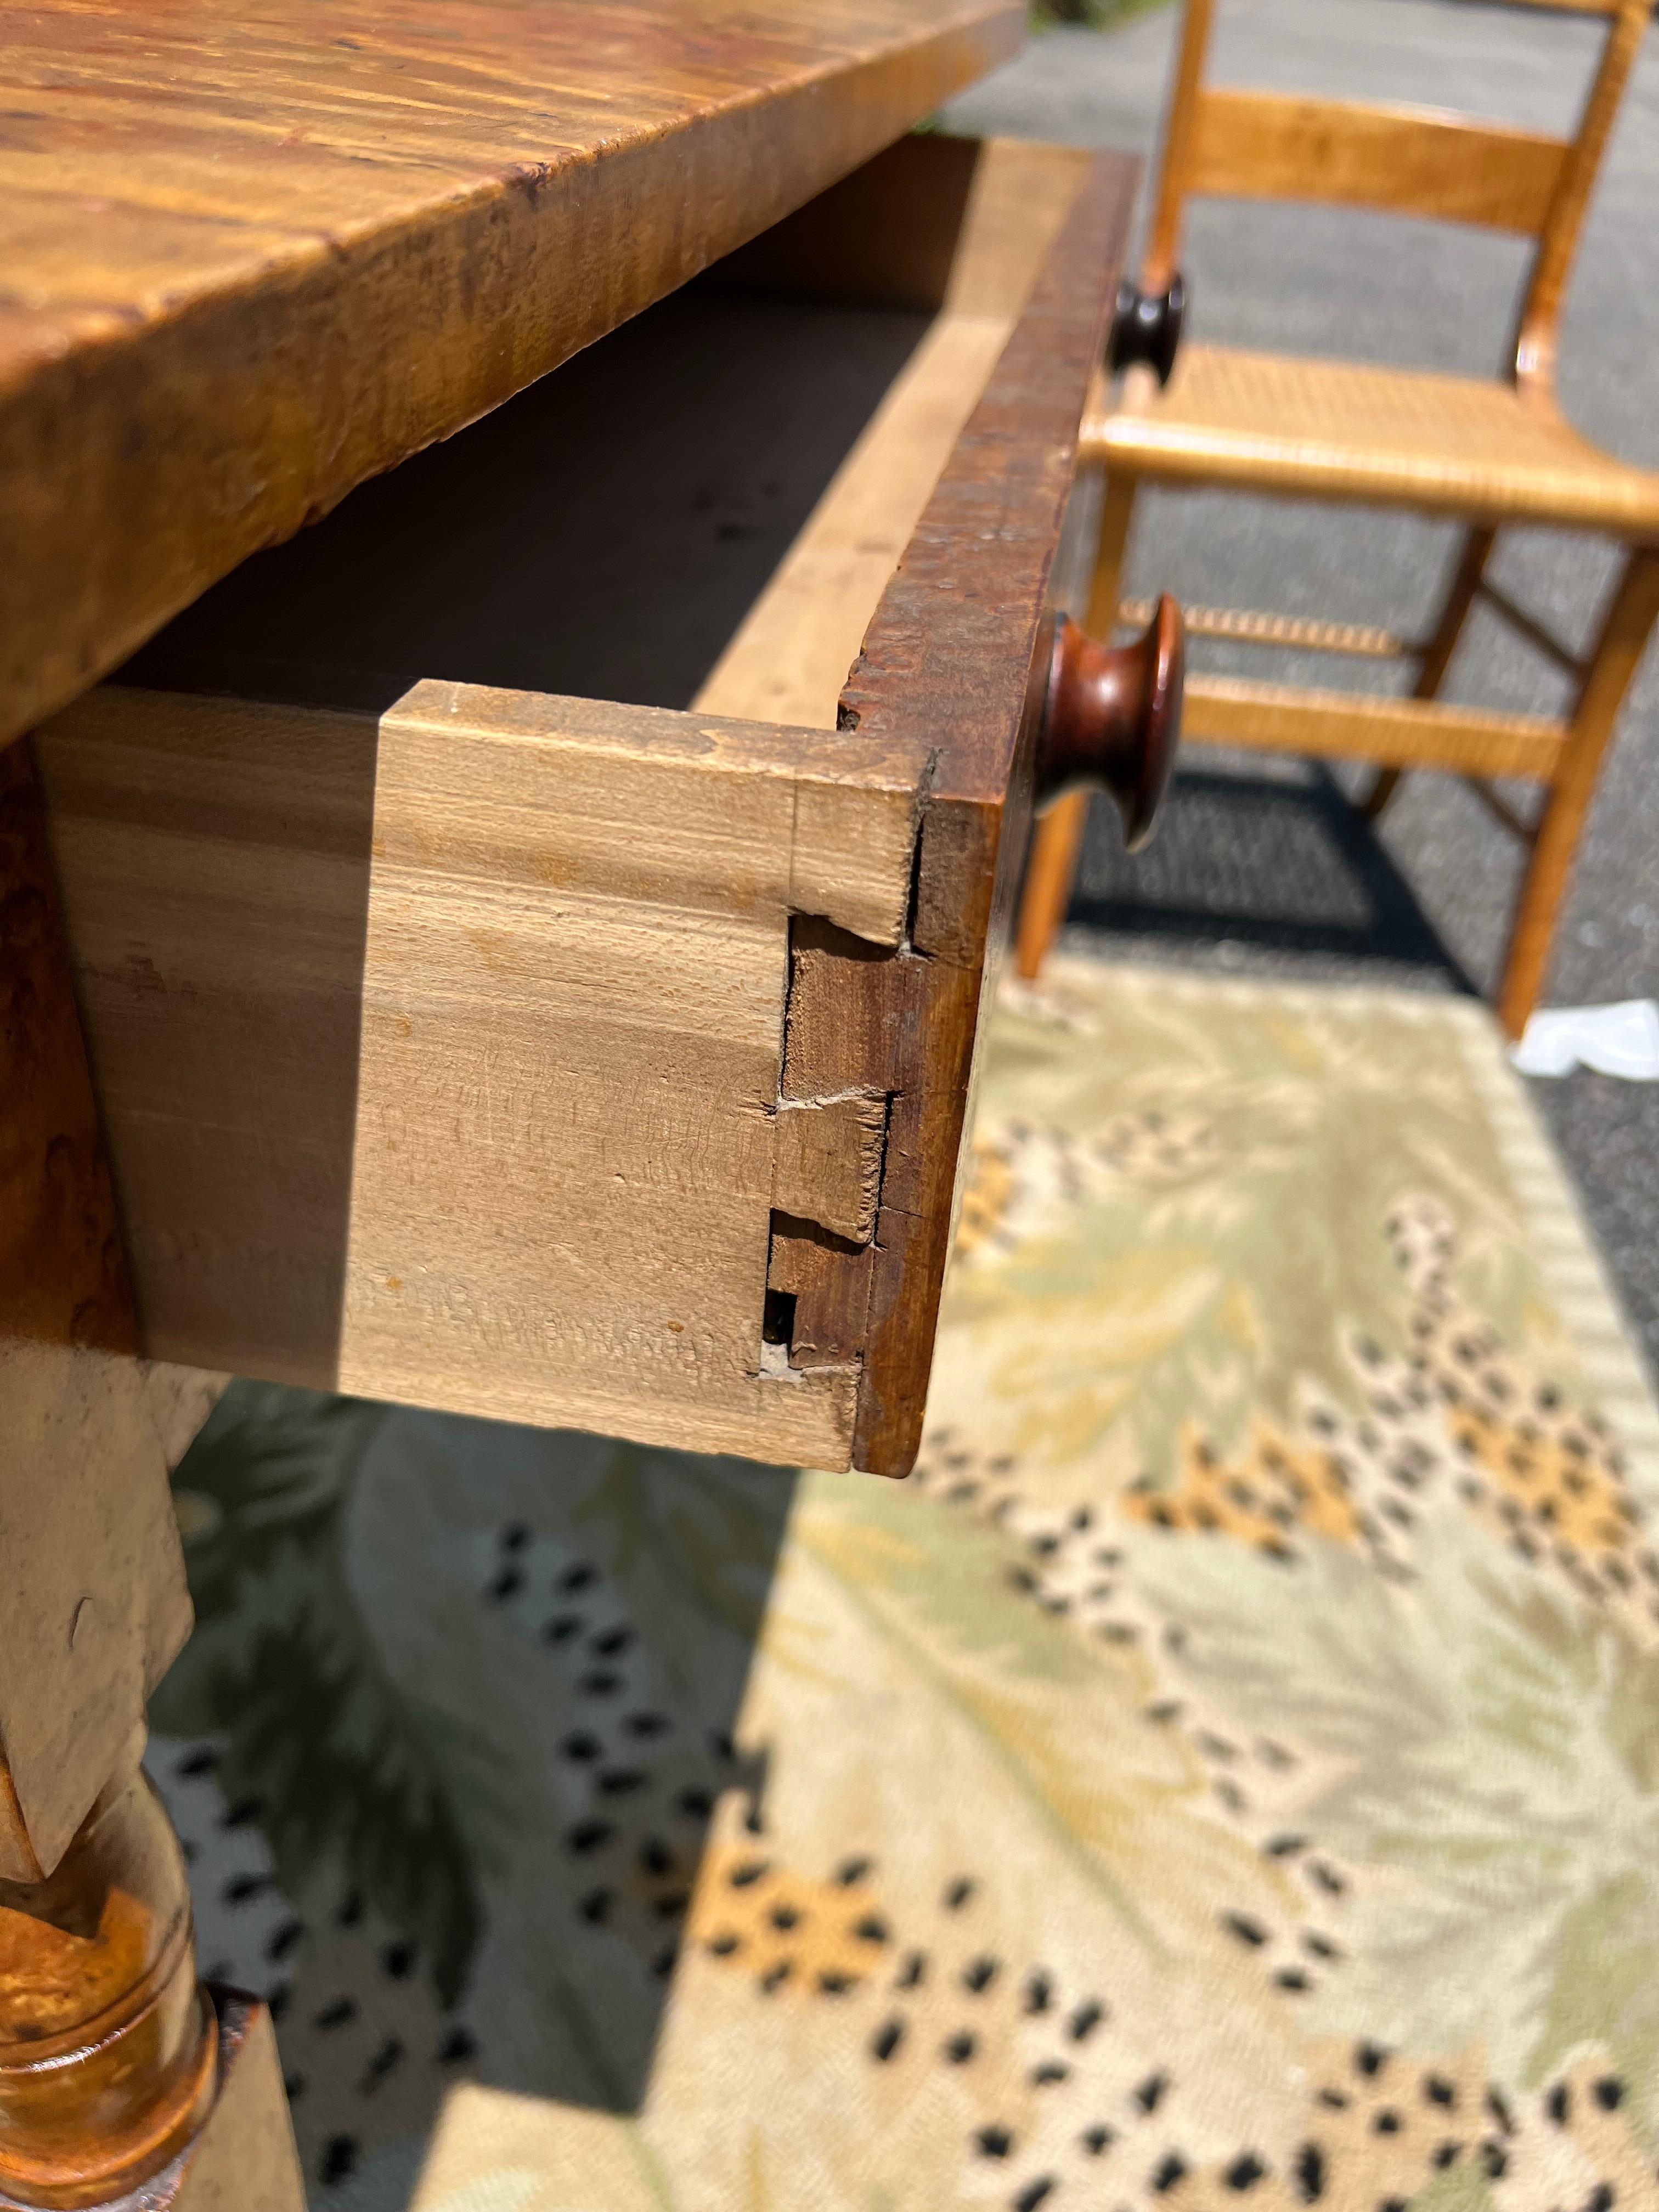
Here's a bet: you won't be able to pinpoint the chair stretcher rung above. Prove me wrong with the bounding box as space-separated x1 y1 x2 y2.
1182 674 1565 780
1468 777 1541 843
1121 597 1410 660
1475 579 1584 678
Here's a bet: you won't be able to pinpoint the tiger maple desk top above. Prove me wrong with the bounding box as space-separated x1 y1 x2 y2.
0 0 1023 745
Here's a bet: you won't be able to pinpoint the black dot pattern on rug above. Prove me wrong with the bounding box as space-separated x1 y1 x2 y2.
583 1511 1654 2212
471 1530 779 1999
357 2034 403 2094
1295 2141 1325 2200
223 1871 275 1905
907 1425 1367 1992
150 1488 775 2200
153 1273 1655 2212
266 1911 305 1964
320 2136 358 2187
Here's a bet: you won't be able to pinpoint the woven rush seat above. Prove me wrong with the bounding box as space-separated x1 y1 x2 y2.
1087 346 1659 535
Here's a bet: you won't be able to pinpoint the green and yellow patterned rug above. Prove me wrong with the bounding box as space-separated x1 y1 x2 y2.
153 960 1659 2212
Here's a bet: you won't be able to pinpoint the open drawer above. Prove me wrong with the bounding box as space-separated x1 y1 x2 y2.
31 133 1137 1477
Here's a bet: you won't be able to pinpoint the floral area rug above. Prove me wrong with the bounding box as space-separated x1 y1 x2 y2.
150 957 1659 2212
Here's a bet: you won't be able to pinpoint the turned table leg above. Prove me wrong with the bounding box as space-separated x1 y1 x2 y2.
1 736 303 2210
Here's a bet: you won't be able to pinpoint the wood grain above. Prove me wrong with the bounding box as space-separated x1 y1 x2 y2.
773 1094 887 1245
834 150 1139 1472
0 738 191 1884
695 140 1092 730
0 0 1023 749
32 138 1138 1480
36 682 929 1471
1013 467 1138 980
1142 0 1215 290
1182 673 1565 780
36 1993 307 2212
1500 547 1659 1032
1014 0 1658 1028
165 1996 303 2212
0 740 134 1364
1190 89 1567 233
1137 0 1649 397
1513 0 1652 391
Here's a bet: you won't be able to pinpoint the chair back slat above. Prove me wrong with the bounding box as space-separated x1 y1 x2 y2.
1189 92 1569 234
1142 0 1650 391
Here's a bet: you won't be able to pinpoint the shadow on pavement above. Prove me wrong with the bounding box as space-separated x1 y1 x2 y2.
1068 763 1479 989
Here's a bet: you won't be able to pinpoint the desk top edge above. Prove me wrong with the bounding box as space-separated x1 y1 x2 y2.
1 0 1024 744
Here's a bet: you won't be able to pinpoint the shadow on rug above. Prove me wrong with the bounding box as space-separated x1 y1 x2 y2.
151 959 1659 2212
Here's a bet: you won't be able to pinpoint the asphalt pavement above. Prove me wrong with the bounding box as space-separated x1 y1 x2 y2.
944 0 1659 1379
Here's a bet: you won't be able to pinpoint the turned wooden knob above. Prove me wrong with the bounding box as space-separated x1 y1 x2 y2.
1107 274 1187 387
1035 596 1183 851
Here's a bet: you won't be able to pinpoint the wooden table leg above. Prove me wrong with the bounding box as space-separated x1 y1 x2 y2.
1 736 302 2209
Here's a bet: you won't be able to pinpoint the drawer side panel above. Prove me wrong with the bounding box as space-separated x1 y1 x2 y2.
36 684 928 1470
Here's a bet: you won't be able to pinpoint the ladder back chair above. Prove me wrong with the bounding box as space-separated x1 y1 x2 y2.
1014 0 1659 1034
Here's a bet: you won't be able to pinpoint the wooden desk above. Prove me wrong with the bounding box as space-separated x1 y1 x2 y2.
1 3 1138 2198
0 0 1024 745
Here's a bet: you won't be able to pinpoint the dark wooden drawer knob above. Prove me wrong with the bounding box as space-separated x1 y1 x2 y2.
1108 274 1187 387
1110 274 1186 387
1035 595 1183 850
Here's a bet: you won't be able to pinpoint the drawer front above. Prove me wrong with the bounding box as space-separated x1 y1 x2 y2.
34 139 1136 1476
788 140 1138 1471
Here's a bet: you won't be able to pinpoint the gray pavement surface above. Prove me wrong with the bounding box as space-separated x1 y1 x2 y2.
944 0 1659 1380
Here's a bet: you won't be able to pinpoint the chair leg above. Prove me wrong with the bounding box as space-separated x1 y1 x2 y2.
1362 525 1497 820
1497 545 1659 1039
1014 471 1141 981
